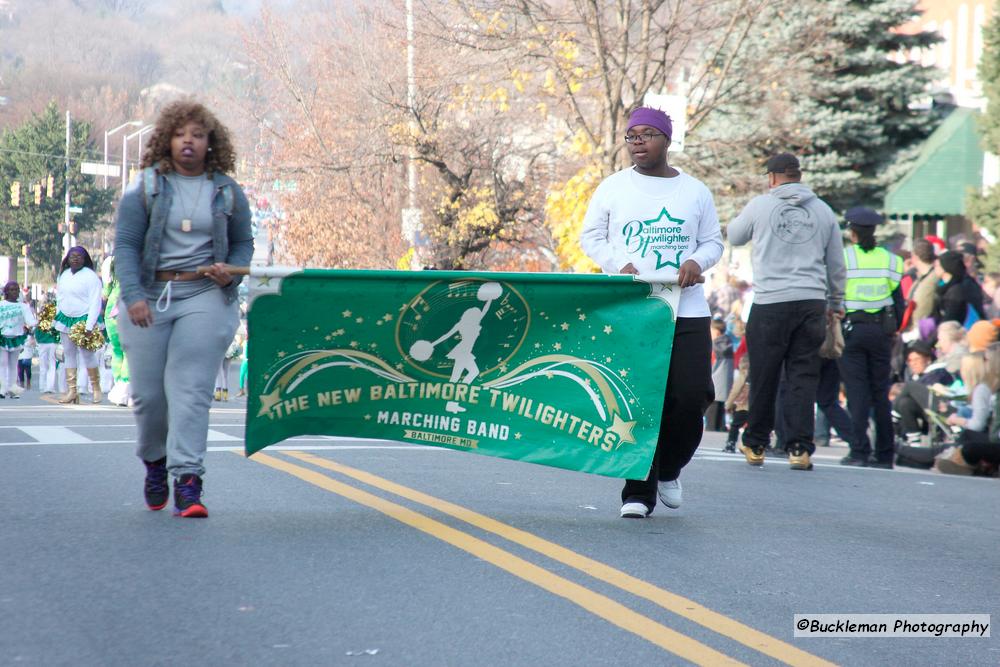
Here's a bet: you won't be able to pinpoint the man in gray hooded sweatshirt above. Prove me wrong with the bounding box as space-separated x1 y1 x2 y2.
727 153 846 471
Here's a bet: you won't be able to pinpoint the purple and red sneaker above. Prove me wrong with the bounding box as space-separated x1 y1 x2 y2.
143 457 169 511
173 474 208 518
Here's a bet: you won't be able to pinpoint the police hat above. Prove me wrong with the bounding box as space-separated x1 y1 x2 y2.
844 206 883 227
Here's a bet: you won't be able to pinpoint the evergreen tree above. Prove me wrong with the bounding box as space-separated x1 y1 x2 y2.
967 0 1000 271
789 0 942 212
0 102 114 276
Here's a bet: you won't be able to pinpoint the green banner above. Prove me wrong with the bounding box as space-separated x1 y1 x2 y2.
245 270 679 479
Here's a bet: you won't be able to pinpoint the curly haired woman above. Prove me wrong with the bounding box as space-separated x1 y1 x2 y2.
115 99 254 518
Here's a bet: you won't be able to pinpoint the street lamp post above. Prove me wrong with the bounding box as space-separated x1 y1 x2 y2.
103 121 142 188
121 124 154 195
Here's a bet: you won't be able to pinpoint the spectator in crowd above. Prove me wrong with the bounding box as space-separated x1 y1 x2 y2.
901 239 937 339
934 321 968 375
933 250 984 327
706 318 733 432
935 346 1000 476
724 355 750 453
982 272 1000 319
891 340 955 444
966 320 998 353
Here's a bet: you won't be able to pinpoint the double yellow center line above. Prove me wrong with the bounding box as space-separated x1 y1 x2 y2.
243 451 834 666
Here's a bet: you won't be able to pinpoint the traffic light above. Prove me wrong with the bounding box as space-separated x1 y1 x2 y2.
33 183 41 205
10 181 20 207
46 174 54 196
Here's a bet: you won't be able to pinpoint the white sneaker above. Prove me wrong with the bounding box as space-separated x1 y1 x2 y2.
657 479 682 509
620 501 650 518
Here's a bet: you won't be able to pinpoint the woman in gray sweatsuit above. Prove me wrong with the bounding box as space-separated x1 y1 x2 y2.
114 99 254 518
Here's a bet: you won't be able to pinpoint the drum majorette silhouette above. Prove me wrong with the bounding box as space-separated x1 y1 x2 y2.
409 281 502 413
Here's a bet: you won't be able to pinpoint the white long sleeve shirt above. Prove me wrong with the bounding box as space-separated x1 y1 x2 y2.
580 167 724 317
56 267 103 330
0 301 37 337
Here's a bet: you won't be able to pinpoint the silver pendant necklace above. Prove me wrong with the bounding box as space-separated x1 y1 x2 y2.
173 174 206 233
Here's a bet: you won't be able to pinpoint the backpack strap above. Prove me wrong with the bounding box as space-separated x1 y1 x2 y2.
141 167 159 217
220 183 234 216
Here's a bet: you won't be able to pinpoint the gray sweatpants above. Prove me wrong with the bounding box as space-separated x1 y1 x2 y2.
118 287 239 478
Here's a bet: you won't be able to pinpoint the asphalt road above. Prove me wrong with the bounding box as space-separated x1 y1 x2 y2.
2 388 998 666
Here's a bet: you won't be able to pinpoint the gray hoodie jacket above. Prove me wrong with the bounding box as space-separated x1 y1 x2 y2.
727 182 845 310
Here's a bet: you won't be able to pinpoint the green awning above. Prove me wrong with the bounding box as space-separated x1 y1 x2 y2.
883 107 984 217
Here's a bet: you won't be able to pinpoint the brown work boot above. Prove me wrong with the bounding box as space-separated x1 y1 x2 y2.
788 448 814 471
739 443 765 466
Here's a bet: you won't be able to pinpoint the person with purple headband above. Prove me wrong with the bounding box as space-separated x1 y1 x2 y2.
54 246 104 404
581 106 724 519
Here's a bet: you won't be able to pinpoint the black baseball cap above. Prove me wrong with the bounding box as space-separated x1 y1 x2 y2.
765 152 800 174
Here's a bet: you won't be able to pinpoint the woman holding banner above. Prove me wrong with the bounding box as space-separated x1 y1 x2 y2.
580 106 723 518
115 99 254 518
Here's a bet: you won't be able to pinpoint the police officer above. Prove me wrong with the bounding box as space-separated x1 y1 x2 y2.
838 207 904 468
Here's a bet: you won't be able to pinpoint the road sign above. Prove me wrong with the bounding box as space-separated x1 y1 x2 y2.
68 206 83 214
80 162 121 177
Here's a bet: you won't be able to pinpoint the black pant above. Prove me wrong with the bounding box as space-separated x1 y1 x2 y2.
622 317 713 507
959 430 1000 466
893 382 931 434
838 320 894 463
705 401 726 431
816 357 856 447
742 300 826 454
727 410 749 444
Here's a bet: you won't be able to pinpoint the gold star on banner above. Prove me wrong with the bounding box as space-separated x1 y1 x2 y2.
257 390 282 417
297 344 304 349
578 313 587 321
364 414 372 421
313 326 320 331
603 325 613 334
607 413 637 445
605 356 612 363
534 342 541 349
591 336 596 341
514 432 523 440
376 320 383 326
545 371 554 379
383 313 393 321
256 276 271 287
498 364 508 373
560 322 569 331
325 335 332 341
350 341 359 348
277 351 286 358
620 369 629 378
553 342 562 351
355 317 364 324
342 310 352 317
335 329 345 336
395 363 404 370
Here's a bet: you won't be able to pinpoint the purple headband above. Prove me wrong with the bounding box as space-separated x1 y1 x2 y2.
627 107 672 139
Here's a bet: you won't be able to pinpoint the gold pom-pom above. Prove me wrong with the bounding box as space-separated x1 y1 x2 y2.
37 303 56 332
69 321 104 352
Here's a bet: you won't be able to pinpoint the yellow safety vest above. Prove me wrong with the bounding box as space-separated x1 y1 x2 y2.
843 245 903 313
